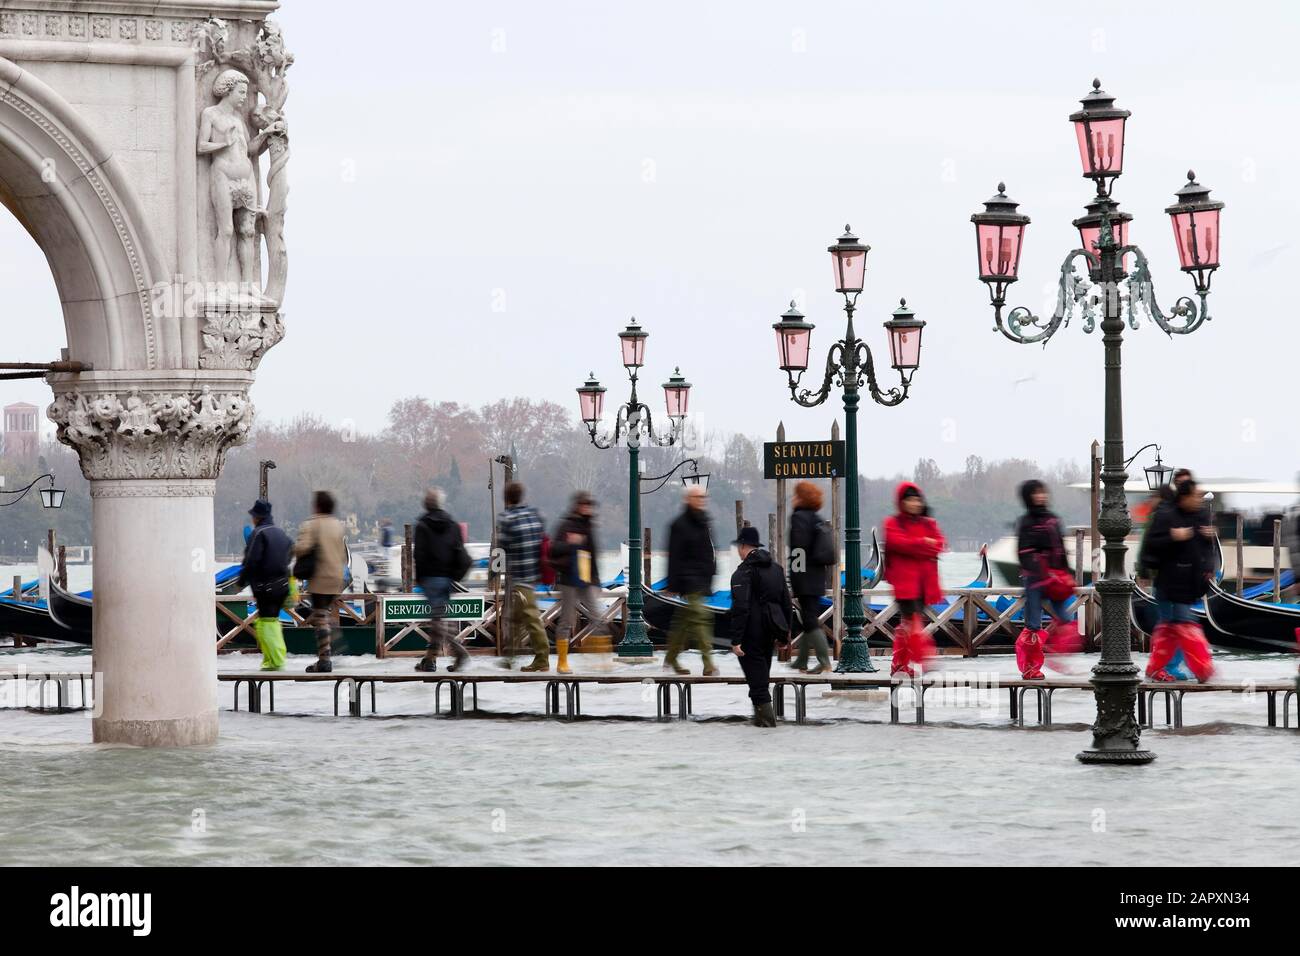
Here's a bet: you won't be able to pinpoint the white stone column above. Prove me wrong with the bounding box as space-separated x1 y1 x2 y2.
90 479 219 745
48 371 256 747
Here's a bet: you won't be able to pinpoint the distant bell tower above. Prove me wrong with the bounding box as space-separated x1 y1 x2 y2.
2 402 39 462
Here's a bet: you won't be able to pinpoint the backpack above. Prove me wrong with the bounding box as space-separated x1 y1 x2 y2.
751 565 790 640
538 533 556 586
811 519 837 567
448 532 472 582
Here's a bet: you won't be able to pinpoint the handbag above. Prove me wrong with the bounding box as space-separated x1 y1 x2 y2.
293 523 318 581
1044 567 1076 601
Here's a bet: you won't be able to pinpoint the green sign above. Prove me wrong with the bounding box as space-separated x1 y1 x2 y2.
384 595 485 622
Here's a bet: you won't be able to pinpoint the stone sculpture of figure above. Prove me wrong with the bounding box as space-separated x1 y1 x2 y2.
118 389 160 437
59 392 97 446
198 69 262 294
188 386 226 435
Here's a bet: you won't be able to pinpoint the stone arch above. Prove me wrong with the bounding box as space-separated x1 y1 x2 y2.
0 55 169 371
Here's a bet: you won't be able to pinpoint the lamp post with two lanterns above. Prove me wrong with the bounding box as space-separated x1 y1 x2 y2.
577 319 692 659
969 79 1223 764
771 227 927 672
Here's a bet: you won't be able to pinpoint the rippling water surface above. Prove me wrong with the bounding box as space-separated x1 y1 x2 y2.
2 642 1297 866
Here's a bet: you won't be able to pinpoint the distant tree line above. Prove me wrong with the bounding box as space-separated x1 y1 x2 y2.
0 399 1089 560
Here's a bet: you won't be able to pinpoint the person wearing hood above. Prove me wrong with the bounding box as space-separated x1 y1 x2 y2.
787 480 834 674
1138 477 1216 682
729 525 791 727
1015 480 1080 679
549 491 610 673
413 487 473 673
664 484 719 676
882 482 944 677
238 498 291 671
294 490 348 673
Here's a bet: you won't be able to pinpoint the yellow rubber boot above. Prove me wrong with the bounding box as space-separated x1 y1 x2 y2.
556 637 572 674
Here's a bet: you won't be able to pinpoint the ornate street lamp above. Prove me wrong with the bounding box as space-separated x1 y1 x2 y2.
577 320 690 658
0 473 65 509
771 227 926 672
1125 443 1173 493
969 79 1223 765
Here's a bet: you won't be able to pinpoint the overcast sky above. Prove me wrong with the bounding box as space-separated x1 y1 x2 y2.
3 0 1298 486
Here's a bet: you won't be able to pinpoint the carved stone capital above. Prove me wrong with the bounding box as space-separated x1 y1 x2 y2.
198 303 284 370
47 370 255 481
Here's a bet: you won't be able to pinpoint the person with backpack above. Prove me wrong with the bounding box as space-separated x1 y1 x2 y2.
1139 478 1217 682
883 482 944 677
664 484 719 676
787 480 835 674
730 525 791 727
413 487 473 672
496 480 550 672
238 498 292 671
548 491 609 674
294 490 348 673
1015 479 1081 679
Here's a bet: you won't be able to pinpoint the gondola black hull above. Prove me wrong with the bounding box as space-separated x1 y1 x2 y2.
48 582 93 645
0 598 82 644
1130 581 1299 654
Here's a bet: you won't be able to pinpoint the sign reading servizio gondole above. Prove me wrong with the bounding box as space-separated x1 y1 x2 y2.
762 441 845 479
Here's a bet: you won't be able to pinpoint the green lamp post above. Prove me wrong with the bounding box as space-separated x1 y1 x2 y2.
772 227 926 672
577 320 691 659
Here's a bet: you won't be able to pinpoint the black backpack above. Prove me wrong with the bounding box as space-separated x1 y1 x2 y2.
751 565 790 640
811 519 837 567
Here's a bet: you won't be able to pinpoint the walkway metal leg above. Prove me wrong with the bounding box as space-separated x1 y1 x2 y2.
1008 687 1017 721
889 686 899 725
1267 691 1276 728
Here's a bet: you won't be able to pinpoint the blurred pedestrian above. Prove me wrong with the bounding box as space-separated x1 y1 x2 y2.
730 525 790 727
1139 478 1216 682
239 498 291 671
496 481 550 672
883 482 944 677
1015 480 1082 679
787 480 834 674
664 484 718 676
294 490 348 673
549 491 610 674
413 487 473 673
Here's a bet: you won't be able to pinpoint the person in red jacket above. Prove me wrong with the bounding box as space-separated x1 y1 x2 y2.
883 482 945 676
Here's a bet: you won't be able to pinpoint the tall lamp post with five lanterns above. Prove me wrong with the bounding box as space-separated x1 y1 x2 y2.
772 227 927 672
969 80 1223 764
577 319 692 659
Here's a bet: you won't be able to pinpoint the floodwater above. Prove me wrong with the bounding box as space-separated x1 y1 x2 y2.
1 643 1297 867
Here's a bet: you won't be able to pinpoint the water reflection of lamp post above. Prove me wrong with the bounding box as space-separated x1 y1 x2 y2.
969 80 1223 765
577 320 691 659
772 227 926 673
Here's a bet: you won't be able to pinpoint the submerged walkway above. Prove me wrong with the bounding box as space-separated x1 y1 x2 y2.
4 659 1296 730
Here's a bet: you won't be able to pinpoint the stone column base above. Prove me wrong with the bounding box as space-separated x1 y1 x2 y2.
93 711 218 747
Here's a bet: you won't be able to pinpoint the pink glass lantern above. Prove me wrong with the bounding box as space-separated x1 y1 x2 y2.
884 299 925 372
828 225 870 294
663 367 691 420
1069 80 1130 182
970 183 1031 283
577 373 606 423
772 301 814 371
1165 171 1223 280
1073 196 1133 272
618 318 648 369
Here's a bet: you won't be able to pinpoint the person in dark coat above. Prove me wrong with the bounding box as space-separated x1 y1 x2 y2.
1014 479 1078 678
413 487 471 673
664 485 718 675
548 491 610 672
883 482 944 677
239 498 292 670
1140 478 1216 682
730 525 791 727
787 480 833 674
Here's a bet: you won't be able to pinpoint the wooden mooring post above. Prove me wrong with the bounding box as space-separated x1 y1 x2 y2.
735 500 745 538
402 523 414 592
1236 512 1245 594
1273 518 1282 603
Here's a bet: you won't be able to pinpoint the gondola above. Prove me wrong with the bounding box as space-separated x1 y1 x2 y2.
0 592 81 643
1202 573 1300 653
47 578 93 644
